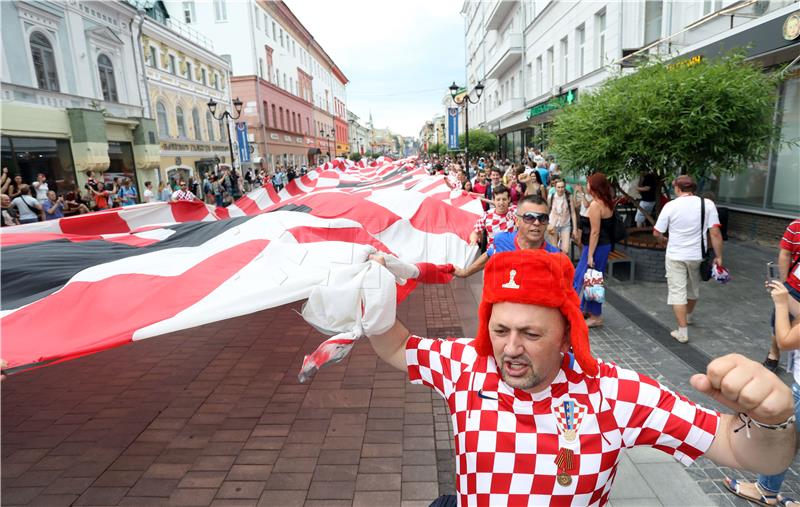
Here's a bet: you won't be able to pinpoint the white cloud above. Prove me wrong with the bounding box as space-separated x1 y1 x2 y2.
285 0 465 137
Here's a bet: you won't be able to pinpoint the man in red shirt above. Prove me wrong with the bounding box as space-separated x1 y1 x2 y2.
470 185 516 250
366 249 794 506
764 218 800 372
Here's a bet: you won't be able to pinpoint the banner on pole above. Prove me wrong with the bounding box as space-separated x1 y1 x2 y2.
447 107 459 150
236 122 251 163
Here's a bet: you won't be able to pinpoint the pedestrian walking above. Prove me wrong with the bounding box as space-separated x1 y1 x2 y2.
635 170 658 227
573 173 616 328
653 175 724 343
470 185 516 251
548 179 578 255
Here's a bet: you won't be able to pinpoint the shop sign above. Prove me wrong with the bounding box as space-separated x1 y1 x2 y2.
160 141 228 152
784 12 800 40
527 89 577 119
667 55 703 70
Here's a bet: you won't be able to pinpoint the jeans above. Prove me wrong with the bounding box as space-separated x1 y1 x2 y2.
757 382 800 494
573 243 612 316
635 200 656 226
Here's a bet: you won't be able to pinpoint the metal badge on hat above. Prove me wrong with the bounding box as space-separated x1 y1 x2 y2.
501 269 520 289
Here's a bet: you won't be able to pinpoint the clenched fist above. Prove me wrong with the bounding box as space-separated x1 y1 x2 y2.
691 354 793 425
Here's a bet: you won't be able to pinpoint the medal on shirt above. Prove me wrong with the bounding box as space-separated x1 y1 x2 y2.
554 448 576 486
555 399 586 443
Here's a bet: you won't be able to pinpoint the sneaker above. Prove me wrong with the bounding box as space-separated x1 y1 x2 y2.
670 330 689 343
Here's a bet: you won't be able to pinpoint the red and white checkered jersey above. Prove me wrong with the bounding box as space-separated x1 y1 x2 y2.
474 205 517 248
406 336 720 506
780 219 800 292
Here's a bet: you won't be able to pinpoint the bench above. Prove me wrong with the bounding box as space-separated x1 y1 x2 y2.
606 250 634 282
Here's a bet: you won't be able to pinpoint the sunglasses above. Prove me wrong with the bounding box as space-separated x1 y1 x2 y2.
516 212 549 224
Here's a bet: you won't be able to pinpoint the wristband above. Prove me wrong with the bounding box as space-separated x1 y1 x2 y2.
734 412 796 439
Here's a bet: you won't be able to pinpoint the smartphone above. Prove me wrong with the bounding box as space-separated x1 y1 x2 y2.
767 261 780 284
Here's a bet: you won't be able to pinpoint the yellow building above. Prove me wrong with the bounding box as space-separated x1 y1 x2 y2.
141 3 232 184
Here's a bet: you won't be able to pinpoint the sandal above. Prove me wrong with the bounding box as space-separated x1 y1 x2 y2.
723 477 777 506
779 496 800 507
585 318 604 329
764 356 780 373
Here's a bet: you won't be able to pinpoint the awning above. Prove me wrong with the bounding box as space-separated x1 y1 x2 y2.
307 148 322 155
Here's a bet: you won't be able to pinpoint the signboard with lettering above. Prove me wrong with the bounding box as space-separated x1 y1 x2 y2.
527 89 577 119
235 122 251 163
447 107 459 150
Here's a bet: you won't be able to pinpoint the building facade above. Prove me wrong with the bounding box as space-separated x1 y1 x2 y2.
1 0 160 197
141 2 232 184
463 0 798 223
170 0 348 172
347 110 369 156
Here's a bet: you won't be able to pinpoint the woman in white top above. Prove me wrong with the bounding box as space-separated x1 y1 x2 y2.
547 179 578 255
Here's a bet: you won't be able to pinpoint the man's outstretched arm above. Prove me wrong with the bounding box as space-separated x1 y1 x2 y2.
453 252 489 278
695 354 796 475
367 320 411 371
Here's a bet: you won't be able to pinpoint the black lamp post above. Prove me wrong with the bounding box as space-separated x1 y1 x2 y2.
207 96 243 170
320 127 335 161
449 81 484 162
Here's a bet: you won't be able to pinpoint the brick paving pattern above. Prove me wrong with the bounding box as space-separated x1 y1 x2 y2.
2 284 456 506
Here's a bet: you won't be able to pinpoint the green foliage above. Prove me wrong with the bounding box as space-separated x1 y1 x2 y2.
349 152 362 162
550 52 781 182
363 150 375 158
458 129 498 155
427 143 445 155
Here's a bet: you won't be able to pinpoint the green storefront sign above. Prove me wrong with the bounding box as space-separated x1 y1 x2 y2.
527 89 577 119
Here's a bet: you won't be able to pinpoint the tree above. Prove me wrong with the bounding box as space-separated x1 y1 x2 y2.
550 52 781 206
349 152 362 162
458 129 498 155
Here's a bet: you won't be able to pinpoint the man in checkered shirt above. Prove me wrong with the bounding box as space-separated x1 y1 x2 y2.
470 185 516 250
367 250 796 506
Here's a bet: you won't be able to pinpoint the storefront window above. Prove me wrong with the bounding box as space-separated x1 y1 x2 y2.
715 73 800 215
0 136 76 194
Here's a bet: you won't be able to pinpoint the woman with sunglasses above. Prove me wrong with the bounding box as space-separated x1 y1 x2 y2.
573 173 616 328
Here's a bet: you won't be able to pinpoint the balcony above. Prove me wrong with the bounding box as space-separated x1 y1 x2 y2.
1 82 144 119
485 97 524 124
485 0 519 30
486 32 523 79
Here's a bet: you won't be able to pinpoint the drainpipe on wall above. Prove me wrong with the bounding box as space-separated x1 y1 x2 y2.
248 1 265 173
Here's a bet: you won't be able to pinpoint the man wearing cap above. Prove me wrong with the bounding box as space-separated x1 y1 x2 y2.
455 194 559 278
368 250 795 506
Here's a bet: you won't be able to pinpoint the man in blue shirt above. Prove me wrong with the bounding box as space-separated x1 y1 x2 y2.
454 194 560 278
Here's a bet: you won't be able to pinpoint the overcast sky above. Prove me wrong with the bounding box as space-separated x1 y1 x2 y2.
285 0 465 138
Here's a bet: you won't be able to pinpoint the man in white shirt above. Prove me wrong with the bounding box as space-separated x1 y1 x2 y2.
654 175 724 343
32 173 49 203
11 184 43 224
143 181 154 203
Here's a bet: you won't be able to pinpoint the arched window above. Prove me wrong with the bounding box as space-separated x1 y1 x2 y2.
176 106 187 138
263 101 269 127
279 107 284 129
97 54 118 102
192 108 202 140
206 111 215 141
156 101 170 137
30 32 59 91
272 104 277 127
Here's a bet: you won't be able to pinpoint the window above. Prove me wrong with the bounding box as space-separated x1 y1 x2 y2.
156 102 170 137
168 54 177 74
206 111 215 141
183 1 195 23
201 68 207 85
644 1 663 45
279 107 284 129
546 47 554 92
176 106 187 138
703 0 721 16
264 14 268 35
97 54 118 102
576 24 585 76
254 5 260 28
263 101 269 127
214 0 227 21
535 56 543 96
30 32 59 91
272 22 277 40
149 46 158 68
280 29 284 48
259 58 264 78
596 9 606 68
191 108 201 140
560 37 568 84
185 61 192 80
272 104 277 127
289 77 293 94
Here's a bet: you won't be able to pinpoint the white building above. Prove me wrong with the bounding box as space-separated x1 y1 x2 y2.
462 0 798 220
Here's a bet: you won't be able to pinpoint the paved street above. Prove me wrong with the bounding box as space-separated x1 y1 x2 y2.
2 238 797 506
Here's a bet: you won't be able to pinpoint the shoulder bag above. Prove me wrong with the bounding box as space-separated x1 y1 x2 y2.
699 197 713 282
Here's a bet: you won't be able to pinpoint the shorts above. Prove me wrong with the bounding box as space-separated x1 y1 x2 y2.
665 257 701 305
770 281 800 333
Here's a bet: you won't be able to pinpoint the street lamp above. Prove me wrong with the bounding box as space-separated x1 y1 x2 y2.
320 127 335 161
207 96 243 171
448 81 484 162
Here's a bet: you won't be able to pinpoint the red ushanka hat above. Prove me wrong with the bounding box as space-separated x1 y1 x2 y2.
472 249 599 376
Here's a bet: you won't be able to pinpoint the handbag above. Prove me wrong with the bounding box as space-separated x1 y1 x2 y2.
699 196 713 282
582 268 606 303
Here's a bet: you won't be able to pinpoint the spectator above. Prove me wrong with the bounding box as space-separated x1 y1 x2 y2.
519 168 547 200
43 190 64 220
85 170 100 193
548 179 578 255
506 169 524 205
171 180 198 202
88 183 111 210
61 192 90 216
272 170 283 192
635 170 658 227
470 185 516 251
485 167 503 201
109 177 121 208
573 173 616 329
280 168 289 189
32 172 49 203
0 167 9 194
211 176 224 207
764 218 800 372
11 184 43 224
8 174 24 200
156 181 170 202
118 178 138 206
653 175 723 343
1 194 19 226
140 181 153 203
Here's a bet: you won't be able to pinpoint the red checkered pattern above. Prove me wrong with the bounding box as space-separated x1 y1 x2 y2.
555 402 586 437
406 336 720 506
473 205 517 248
